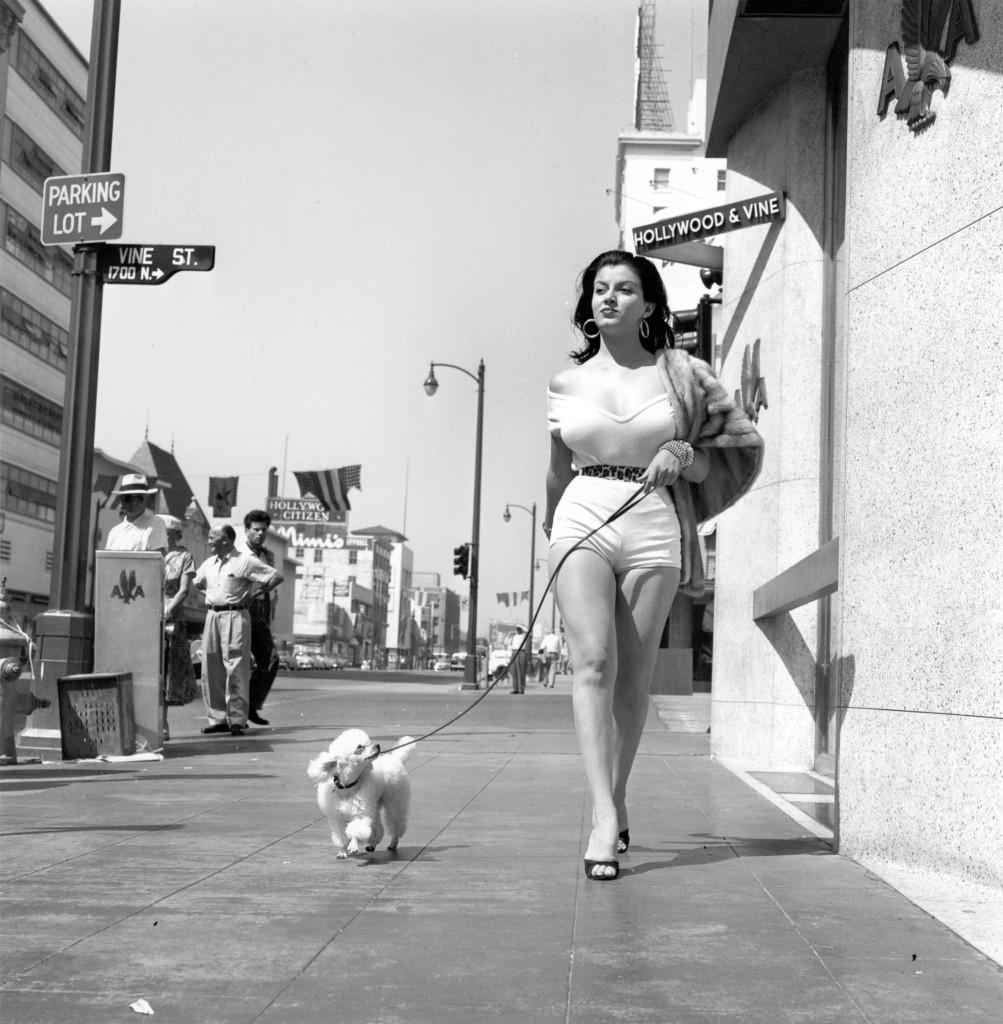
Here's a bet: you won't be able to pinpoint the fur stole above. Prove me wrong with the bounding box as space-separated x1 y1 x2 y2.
656 348 764 595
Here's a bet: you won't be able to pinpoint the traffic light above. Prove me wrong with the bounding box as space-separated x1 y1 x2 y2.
453 543 469 579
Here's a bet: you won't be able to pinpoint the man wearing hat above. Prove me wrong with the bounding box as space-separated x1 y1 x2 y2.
105 474 168 554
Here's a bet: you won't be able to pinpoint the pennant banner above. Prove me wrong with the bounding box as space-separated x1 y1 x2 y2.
93 474 119 498
209 476 238 517
496 593 510 607
293 464 362 513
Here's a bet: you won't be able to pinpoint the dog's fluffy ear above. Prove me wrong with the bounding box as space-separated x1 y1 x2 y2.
306 753 337 785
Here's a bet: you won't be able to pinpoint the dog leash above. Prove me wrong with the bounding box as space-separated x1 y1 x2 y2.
381 483 650 755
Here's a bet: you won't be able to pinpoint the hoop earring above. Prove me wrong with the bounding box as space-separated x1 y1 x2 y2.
582 319 600 340
639 318 650 340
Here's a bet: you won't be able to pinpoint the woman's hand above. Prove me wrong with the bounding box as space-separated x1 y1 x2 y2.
641 447 686 492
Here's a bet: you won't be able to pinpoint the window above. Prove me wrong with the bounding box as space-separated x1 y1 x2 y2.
0 289 68 370
313 548 323 563
348 549 357 565
12 33 86 140
1 461 58 523
295 547 304 559
651 168 671 190
3 203 74 296
717 169 727 191
1 377 63 446
3 119 65 192
0 539 11 563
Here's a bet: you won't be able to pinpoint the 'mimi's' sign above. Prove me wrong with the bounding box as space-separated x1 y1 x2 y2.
633 191 785 254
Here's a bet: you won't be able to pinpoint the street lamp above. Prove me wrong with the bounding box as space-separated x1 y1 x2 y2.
423 359 485 689
503 502 536 639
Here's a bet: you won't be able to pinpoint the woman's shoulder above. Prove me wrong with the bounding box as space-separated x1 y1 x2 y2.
548 363 591 395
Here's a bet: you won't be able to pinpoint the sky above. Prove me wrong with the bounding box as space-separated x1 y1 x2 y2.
42 0 706 631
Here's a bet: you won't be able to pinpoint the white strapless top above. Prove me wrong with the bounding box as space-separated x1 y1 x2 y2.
547 389 676 468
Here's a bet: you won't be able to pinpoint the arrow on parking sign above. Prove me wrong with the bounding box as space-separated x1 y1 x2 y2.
91 207 119 234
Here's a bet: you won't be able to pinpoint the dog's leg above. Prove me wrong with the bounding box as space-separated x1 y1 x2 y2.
345 817 373 855
330 834 349 859
381 779 410 852
368 811 385 852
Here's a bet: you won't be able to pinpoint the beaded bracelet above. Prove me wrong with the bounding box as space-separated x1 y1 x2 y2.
658 440 694 469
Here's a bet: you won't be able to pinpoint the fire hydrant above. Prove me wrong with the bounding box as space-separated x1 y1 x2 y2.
0 578 50 765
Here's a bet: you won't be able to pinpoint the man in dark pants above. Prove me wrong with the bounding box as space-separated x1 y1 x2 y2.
241 510 284 726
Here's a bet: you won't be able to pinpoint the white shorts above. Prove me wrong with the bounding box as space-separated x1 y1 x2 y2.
549 475 681 574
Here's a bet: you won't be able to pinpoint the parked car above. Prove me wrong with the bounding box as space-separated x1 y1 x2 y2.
449 652 468 671
294 653 314 670
433 658 451 671
276 652 295 671
488 648 510 676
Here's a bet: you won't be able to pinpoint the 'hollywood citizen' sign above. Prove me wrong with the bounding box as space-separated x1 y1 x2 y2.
633 191 786 254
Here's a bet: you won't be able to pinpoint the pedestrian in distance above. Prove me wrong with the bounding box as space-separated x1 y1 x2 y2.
193 524 281 736
544 250 763 880
104 474 167 554
240 509 283 725
160 514 198 710
507 625 529 694
538 629 562 687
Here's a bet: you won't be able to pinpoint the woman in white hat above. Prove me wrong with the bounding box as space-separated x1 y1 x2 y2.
160 514 198 708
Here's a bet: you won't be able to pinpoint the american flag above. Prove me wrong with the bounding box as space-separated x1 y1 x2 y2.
293 465 362 513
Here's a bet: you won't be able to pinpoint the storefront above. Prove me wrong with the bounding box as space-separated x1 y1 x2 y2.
689 1 1000 890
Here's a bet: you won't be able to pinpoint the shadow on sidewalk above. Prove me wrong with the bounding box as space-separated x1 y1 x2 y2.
627 833 831 876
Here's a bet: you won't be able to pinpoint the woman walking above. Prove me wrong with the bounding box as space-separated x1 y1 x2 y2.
545 251 762 880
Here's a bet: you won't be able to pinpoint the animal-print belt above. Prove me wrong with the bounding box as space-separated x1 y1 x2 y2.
579 464 646 483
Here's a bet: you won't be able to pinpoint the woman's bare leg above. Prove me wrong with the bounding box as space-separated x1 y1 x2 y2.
552 544 619 876
610 566 680 838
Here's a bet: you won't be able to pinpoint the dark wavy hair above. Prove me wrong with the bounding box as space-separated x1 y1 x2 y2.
570 250 675 364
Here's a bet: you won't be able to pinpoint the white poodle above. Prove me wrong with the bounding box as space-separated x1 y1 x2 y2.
306 728 416 858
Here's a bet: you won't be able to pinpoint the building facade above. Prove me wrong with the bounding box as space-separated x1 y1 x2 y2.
272 508 392 668
693 1 1001 892
0 0 85 625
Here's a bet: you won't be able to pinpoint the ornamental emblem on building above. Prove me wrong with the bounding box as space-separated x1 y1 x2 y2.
735 339 767 425
877 0 979 132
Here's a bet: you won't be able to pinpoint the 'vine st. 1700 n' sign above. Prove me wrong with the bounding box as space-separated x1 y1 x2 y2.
100 244 215 285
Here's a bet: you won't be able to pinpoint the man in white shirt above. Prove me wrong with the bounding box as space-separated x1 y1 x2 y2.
194 524 281 736
538 629 562 687
104 474 167 553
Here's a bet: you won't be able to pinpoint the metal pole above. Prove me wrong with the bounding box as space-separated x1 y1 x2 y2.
527 503 535 638
463 360 485 689
49 0 121 611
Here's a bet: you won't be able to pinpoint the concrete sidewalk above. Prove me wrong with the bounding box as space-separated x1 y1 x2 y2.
1 676 1000 1024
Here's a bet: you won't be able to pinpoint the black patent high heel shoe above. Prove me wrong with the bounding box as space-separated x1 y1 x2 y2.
584 859 620 881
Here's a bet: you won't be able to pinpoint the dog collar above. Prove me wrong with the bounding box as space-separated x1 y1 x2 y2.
332 776 359 791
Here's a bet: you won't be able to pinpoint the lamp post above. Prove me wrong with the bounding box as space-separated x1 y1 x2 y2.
426 600 436 666
423 359 485 689
503 502 536 639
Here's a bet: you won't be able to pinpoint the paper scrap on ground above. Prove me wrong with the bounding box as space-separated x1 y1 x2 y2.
130 997 155 1014
95 752 164 763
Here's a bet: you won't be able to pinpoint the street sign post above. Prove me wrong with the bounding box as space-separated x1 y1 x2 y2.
99 244 215 285
40 172 125 246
